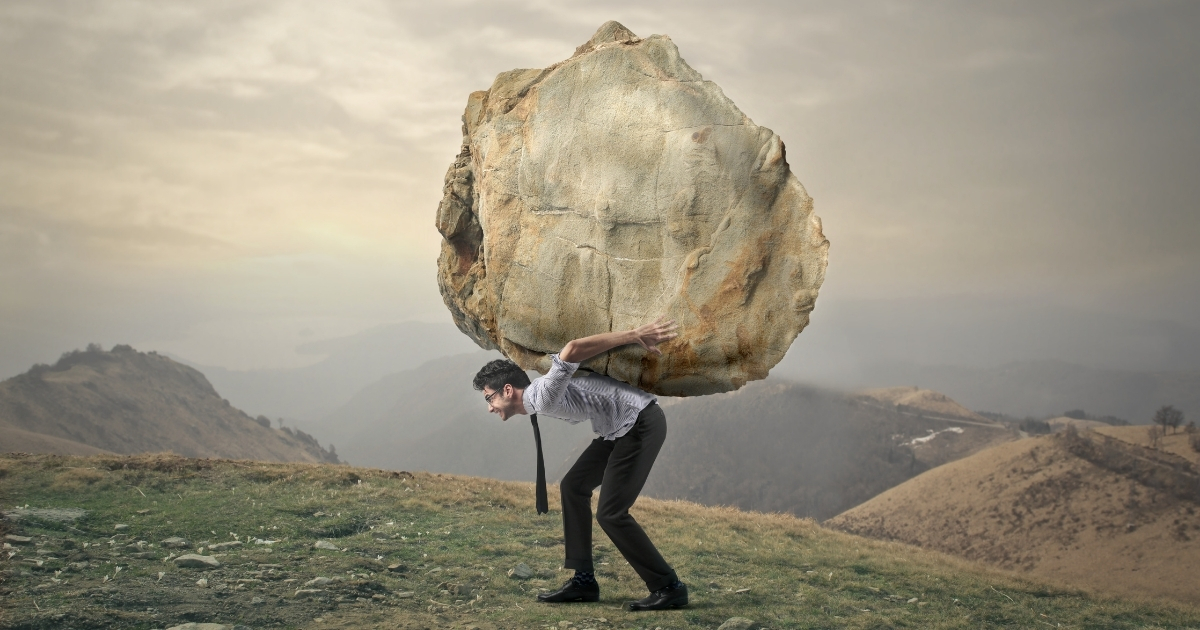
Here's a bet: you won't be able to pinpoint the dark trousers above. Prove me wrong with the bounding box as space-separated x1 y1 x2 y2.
560 403 677 592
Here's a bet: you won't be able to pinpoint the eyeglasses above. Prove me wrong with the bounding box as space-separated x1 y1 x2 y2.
484 388 502 405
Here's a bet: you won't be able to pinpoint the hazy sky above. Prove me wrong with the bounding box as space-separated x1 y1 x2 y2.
2 0 1198 379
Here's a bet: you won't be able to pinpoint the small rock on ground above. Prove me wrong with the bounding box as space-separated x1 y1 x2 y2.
507 563 534 579
718 618 758 630
166 619 253 624
313 540 338 550
161 537 191 548
174 554 221 568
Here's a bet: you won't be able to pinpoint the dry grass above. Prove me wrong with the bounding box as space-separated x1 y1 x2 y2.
50 467 109 491
829 430 1200 607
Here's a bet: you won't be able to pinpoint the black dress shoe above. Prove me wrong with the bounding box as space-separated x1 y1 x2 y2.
627 582 688 611
537 578 600 603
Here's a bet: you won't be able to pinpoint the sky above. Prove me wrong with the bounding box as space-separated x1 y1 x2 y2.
1 0 1198 380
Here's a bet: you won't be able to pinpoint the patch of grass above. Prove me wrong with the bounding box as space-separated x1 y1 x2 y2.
51 467 109 492
0 452 1198 629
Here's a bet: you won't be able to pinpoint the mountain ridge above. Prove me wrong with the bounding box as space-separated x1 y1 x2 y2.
0 345 338 463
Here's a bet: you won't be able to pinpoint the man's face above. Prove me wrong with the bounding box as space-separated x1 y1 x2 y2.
482 384 520 421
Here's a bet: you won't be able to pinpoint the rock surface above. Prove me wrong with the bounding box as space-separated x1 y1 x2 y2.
173 554 221 568
436 21 828 396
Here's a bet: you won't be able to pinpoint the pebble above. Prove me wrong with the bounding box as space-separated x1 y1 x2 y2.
4 535 33 545
395 591 414 598
165 619 254 624
305 577 333 587
507 563 534 579
386 563 407 573
161 537 191 549
208 541 242 551
294 588 324 599
313 540 338 550
718 619 757 630
174 554 221 569
114 524 129 531
196 578 209 588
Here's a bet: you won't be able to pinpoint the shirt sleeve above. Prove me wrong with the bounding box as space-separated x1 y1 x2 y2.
532 353 579 412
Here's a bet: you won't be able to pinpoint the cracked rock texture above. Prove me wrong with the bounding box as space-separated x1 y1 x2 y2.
435 21 828 396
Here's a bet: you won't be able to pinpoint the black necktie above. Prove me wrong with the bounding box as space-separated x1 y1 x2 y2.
530 413 548 514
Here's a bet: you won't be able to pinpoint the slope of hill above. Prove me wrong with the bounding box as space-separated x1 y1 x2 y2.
858 360 1200 422
184 321 482 422
2 452 1197 629
827 428 1200 605
0 345 337 463
642 381 1016 521
858 386 994 424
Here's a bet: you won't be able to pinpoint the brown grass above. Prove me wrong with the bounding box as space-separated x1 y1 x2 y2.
50 467 109 491
828 431 1200 606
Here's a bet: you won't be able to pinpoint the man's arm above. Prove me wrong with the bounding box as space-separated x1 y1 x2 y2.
559 316 679 364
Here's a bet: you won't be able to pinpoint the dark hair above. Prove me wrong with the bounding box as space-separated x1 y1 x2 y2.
473 359 531 392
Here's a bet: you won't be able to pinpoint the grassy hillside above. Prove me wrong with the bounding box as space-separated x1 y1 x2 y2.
0 345 337 464
827 428 1200 605
3 454 1196 629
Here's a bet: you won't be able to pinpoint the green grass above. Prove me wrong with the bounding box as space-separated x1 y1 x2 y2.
1 453 1197 629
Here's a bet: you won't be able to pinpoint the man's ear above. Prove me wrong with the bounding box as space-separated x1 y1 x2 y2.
504 383 513 396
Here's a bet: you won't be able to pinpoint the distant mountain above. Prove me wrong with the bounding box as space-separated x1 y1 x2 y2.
857 360 1200 422
180 321 482 422
311 352 1013 521
827 426 1200 605
303 352 595 481
0 345 337 463
640 381 1016 520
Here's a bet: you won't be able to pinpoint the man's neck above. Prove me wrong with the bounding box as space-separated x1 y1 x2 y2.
515 387 529 415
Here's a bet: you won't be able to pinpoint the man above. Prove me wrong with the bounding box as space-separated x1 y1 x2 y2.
472 316 688 611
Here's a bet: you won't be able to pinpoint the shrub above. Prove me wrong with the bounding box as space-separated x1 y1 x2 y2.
255 415 271 428
1064 409 1087 420
1020 418 1052 435
1148 425 1164 449
1191 432 1200 454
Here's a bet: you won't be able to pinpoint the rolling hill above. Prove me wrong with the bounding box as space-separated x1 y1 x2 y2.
0 345 338 463
642 381 1016 521
826 426 1200 605
857 360 1200 422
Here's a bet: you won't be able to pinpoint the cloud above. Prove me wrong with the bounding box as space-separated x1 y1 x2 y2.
0 0 1197 378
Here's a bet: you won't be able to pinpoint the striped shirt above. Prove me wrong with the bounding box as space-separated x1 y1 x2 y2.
523 354 658 440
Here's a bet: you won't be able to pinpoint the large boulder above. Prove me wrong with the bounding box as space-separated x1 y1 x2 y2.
436 21 828 396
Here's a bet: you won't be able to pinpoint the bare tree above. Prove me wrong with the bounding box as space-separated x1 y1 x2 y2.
1148 425 1164 449
1153 405 1184 434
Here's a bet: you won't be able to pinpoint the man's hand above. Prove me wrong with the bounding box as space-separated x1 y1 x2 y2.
630 316 678 356
559 316 679 363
